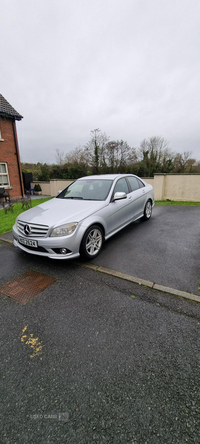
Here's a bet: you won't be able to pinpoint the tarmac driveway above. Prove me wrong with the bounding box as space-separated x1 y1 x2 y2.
0 240 200 444
0 205 199 295
92 205 200 296
0 205 200 443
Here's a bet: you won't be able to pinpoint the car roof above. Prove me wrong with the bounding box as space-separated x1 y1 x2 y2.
77 174 136 181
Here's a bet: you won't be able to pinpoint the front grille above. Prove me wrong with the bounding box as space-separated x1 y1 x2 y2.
17 220 49 238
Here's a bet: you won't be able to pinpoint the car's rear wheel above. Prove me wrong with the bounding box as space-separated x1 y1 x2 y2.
80 225 104 259
143 200 152 220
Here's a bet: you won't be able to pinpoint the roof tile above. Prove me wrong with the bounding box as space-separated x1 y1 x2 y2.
0 94 23 120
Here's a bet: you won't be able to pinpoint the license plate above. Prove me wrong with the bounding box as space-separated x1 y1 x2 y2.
18 237 38 247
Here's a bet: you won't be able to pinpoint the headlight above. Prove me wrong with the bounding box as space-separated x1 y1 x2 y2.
50 222 78 237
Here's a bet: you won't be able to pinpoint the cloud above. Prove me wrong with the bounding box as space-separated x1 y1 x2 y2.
1 0 200 163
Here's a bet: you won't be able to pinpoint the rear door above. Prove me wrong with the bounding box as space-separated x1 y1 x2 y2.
126 176 146 220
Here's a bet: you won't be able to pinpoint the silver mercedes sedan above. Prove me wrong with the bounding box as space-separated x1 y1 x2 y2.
13 174 154 260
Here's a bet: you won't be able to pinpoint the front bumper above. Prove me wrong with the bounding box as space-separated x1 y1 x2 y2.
12 224 83 260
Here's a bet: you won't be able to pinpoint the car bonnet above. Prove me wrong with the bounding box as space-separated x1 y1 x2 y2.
17 198 107 227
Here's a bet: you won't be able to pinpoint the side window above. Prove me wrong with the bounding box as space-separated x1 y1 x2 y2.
0 163 9 186
114 178 129 194
127 176 140 192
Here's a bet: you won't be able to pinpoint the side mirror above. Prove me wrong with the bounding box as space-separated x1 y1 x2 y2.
113 191 127 201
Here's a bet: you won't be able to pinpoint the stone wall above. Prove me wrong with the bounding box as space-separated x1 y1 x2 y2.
31 174 200 202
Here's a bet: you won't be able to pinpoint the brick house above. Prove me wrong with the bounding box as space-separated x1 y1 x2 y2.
0 94 24 198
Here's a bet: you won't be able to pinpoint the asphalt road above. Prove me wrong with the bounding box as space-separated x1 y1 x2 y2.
91 205 200 296
0 239 200 444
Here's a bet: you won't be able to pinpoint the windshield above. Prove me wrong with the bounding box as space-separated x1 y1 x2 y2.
57 179 113 201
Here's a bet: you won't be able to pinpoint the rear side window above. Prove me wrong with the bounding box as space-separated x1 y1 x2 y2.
137 178 145 188
127 176 140 191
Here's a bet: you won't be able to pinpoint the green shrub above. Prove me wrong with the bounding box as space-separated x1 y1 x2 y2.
34 184 42 192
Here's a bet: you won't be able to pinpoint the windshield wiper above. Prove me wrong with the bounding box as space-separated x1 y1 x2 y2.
64 196 83 200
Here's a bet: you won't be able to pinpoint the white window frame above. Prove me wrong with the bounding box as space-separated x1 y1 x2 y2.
0 130 4 142
0 162 10 187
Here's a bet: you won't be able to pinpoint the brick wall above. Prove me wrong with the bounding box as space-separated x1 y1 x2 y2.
0 117 24 198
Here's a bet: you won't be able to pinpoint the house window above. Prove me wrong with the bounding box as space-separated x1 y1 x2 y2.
0 130 4 141
0 163 10 186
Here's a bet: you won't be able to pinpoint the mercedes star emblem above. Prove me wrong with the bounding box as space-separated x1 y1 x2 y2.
24 224 31 235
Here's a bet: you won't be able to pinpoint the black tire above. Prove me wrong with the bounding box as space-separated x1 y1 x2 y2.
143 199 152 221
80 225 104 259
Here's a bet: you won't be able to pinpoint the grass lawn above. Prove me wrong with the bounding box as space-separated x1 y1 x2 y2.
0 198 52 235
155 200 200 206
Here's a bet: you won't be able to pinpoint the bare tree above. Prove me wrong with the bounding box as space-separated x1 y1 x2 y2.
106 140 136 172
64 146 90 166
55 149 65 165
173 151 195 173
138 136 173 176
84 129 109 173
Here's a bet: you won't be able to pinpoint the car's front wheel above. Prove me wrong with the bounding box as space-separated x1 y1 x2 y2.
143 200 152 220
80 225 104 259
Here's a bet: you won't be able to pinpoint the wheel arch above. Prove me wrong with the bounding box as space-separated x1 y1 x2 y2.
79 222 105 253
147 196 153 205
142 197 153 221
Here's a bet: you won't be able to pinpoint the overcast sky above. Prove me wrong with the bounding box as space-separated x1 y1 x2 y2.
1 0 200 163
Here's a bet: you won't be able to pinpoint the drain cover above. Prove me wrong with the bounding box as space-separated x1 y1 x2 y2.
0 270 57 305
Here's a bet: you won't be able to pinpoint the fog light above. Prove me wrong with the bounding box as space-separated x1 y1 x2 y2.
60 248 67 254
